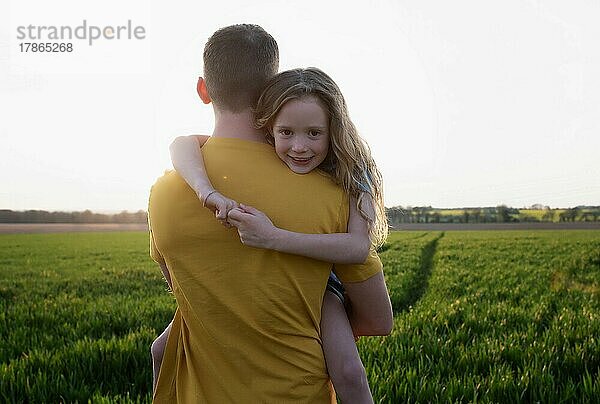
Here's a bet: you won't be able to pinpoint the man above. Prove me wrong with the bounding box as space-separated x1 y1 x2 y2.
149 24 392 403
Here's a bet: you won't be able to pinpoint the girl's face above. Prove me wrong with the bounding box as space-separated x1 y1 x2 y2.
272 96 330 174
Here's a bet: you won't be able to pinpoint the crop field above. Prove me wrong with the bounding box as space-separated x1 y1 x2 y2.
1 230 599 403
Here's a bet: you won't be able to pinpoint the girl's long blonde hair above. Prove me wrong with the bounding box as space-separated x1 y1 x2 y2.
254 68 388 247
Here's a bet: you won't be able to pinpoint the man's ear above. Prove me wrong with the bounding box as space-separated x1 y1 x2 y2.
197 77 211 104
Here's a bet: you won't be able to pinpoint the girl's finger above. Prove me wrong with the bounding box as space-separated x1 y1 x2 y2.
239 204 259 215
225 213 242 227
215 208 227 221
227 209 241 221
225 219 238 228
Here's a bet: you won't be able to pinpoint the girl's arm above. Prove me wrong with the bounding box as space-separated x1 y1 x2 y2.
169 135 238 219
226 196 371 264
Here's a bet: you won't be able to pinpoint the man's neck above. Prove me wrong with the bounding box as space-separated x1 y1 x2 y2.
212 108 268 144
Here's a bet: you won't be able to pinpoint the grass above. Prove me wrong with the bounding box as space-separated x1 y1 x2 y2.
363 230 599 402
0 233 173 403
1 230 599 402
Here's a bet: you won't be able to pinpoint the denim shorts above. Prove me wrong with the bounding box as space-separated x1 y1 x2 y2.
326 271 345 303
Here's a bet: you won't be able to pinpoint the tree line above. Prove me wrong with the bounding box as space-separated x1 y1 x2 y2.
385 205 600 227
0 210 147 224
2 206 599 225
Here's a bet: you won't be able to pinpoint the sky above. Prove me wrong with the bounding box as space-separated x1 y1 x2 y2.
1 0 599 212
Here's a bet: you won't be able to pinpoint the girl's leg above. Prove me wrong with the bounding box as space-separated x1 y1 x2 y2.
321 291 374 404
151 320 173 393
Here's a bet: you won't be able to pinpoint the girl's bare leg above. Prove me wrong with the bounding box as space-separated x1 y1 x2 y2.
151 321 173 393
321 291 374 404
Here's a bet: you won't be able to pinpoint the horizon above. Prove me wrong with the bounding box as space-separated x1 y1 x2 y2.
2 1 599 211
4 204 600 215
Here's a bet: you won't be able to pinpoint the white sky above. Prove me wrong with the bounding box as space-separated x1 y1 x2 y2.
1 0 599 212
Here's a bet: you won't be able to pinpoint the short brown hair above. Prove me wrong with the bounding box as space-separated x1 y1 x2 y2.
203 24 279 112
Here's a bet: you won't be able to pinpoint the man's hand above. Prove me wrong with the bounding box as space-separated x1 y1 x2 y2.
227 204 279 249
202 190 238 225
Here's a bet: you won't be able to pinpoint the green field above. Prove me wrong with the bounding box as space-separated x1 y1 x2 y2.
1 230 599 403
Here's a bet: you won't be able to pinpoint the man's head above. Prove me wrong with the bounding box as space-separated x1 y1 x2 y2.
200 24 279 113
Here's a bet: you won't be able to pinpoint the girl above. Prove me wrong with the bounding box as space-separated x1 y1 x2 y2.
152 68 388 403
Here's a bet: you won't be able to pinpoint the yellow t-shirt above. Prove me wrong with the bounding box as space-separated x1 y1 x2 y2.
149 137 382 403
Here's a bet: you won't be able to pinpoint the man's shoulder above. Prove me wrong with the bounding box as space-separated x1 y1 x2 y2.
204 136 272 152
203 138 341 189
151 169 177 186
150 170 188 197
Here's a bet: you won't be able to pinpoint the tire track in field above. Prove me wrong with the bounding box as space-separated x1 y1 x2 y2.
392 232 445 314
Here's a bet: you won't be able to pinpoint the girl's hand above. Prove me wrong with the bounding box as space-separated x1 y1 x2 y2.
227 204 278 249
201 190 238 224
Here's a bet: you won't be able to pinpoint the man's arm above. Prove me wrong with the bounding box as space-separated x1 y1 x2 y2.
343 271 393 336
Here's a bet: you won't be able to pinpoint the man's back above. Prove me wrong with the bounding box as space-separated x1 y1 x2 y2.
150 137 350 402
